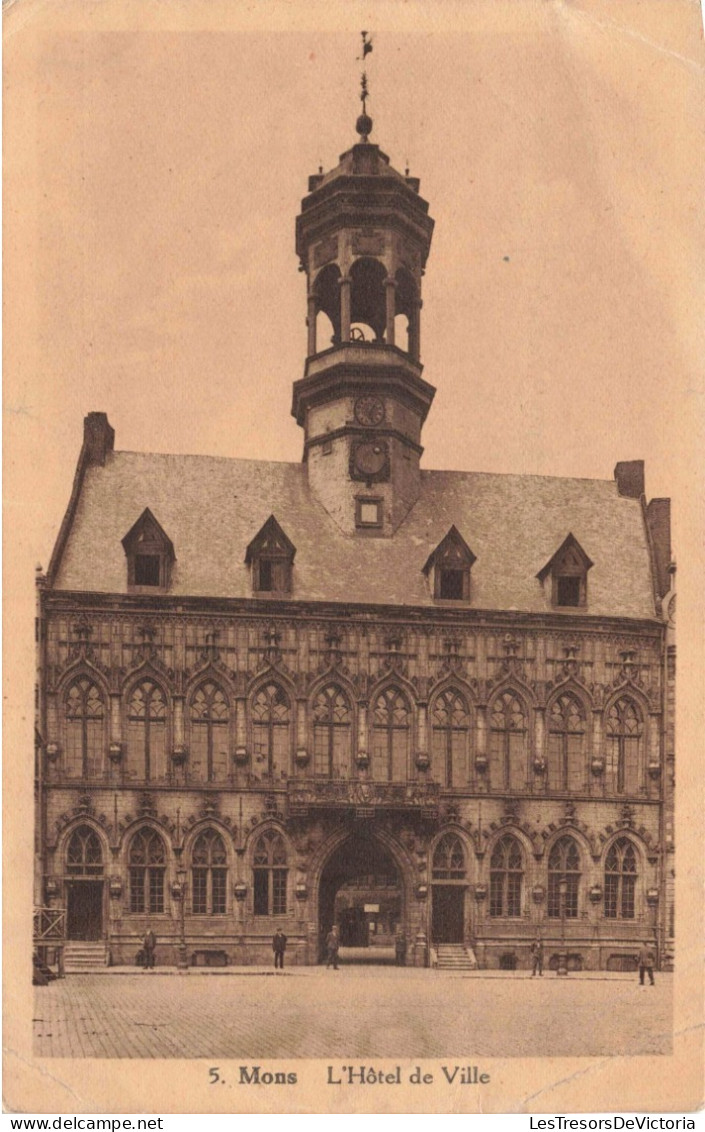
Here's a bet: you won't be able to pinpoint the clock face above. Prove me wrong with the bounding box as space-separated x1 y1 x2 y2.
353 440 388 478
354 395 385 426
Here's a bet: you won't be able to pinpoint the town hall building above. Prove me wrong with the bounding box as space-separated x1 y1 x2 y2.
34 91 675 973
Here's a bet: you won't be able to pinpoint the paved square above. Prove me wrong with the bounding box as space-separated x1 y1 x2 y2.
33 969 672 1059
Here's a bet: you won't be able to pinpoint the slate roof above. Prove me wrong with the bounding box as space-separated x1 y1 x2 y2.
51 450 657 619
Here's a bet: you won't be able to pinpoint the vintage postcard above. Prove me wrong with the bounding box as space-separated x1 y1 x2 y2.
4 0 704 1116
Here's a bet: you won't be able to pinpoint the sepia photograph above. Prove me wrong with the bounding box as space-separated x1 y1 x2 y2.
4 0 703 1116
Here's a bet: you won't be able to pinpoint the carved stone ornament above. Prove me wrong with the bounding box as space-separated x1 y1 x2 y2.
618 648 640 684
648 760 662 779
617 802 635 828
646 887 660 906
562 801 577 823
356 750 370 770
44 876 61 899
295 882 309 900
590 756 605 776
415 884 429 901
234 747 249 766
138 792 157 817
589 884 603 903
532 885 545 904
352 230 385 257
109 875 123 898
313 235 338 269
474 884 487 902
415 751 430 771
46 742 61 763
295 748 310 767
474 753 488 774
171 744 188 767
233 882 248 902
108 742 123 764
533 756 546 774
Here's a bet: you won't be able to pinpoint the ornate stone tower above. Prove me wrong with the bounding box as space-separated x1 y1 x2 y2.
292 78 435 536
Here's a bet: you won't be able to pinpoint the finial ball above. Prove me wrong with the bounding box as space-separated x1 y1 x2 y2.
356 113 373 139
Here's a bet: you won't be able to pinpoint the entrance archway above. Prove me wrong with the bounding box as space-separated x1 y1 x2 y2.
431 833 468 945
65 825 105 940
318 833 404 964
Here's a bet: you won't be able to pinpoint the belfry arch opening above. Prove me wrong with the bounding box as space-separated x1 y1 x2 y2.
311 264 341 354
350 258 387 343
318 833 404 964
395 268 418 358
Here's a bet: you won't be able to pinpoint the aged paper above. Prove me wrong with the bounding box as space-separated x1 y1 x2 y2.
4 0 704 1115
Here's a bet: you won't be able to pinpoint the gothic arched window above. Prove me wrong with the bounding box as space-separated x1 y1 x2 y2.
189 682 230 782
191 829 227 915
127 679 167 782
251 683 291 780
489 691 527 791
128 829 166 914
547 836 581 918
64 677 105 779
312 685 352 779
431 688 470 787
606 698 643 794
432 834 466 880
547 694 587 792
253 830 288 916
372 687 411 782
604 838 638 919
66 826 103 875
489 835 524 917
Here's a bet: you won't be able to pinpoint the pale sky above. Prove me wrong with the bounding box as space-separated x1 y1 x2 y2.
5 0 704 579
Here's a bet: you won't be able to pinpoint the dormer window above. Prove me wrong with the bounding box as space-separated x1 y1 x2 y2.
122 509 175 592
245 515 296 595
537 533 593 609
134 555 160 587
423 526 476 602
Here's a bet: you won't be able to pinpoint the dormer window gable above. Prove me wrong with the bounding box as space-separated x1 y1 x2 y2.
423 525 476 601
122 508 175 592
537 533 593 609
245 515 296 595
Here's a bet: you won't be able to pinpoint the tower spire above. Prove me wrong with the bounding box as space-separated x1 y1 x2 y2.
356 32 373 142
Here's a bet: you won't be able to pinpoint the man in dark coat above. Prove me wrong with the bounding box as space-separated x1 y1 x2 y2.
272 929 287 969
143 929 156 970
395 930 406 967
326 925 340 970
530 936 544 977
637 941 656 985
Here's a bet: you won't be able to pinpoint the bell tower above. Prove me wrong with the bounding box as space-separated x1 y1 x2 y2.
292 65 435 536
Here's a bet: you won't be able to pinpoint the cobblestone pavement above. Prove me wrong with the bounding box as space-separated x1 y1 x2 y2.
33 969 672 1059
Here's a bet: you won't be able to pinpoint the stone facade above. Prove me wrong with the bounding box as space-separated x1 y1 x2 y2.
36 597 673 969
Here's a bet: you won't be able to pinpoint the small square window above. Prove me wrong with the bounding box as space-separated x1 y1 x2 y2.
356 498 382 528
134 554 161 586
556 576 581 606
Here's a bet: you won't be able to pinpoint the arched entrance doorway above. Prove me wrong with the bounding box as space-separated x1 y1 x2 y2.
431 833 468 944
65 826 104 940
318 833 404 964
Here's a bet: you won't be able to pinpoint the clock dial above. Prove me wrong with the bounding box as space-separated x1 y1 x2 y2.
354 395 385 426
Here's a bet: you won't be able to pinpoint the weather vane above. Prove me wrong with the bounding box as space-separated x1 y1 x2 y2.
356 31 374 141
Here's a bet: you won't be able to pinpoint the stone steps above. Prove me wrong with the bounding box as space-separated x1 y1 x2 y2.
64 941 108 973
436 944 477 970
